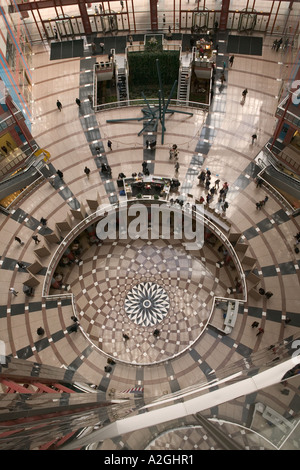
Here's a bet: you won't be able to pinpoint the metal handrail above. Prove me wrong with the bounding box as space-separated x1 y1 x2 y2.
93 97 209 113
41 198 247 366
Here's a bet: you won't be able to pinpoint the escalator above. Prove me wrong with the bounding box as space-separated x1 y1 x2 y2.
0 156 46 203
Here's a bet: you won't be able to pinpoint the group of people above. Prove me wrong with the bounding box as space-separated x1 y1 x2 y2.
271 37 290 52
255 195 268 210
197 169 229 211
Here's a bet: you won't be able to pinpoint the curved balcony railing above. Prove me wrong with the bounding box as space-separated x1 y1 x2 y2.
41 197 247 366
93 97 209 113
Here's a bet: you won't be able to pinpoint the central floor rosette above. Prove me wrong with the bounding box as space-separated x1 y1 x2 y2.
124 282 170 326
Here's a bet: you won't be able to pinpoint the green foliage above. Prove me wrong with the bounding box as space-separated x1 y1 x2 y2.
128 51 180 99
145 35 163 53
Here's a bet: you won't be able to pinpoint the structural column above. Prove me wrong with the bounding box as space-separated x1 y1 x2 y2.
149 0 158 31
219 0 230 31
78 0 92 35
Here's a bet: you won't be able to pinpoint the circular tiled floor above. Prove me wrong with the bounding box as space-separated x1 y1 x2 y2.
67 236 232 364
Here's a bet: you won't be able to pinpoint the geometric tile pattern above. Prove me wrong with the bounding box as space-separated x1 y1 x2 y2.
68 236 230 364
124 282 170 326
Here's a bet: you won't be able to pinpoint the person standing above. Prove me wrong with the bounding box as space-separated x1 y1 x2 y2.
251 321 259 328
56 169 64 179
107 139 112 151
142 161 148 173
256 327 264 336
265 291 273 299
251 134 257 144
84 166 91 178
32 235 40 245
128 35 133 46
40 217 47 226
37 327 45 335
229 55 234 67
56 100 62 111
75 98 81 107
174 161 179 173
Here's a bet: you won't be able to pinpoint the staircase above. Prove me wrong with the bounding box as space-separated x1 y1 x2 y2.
177 66 190 103
117 68 128 102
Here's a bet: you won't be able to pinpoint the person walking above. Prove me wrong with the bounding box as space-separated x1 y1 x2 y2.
91 42 97 55
256 177 263 188
32 235 40 245
251 321 259 328
256 201 262 210
128 35 133 45
70 323 79 332
37 327 45 335
75 98 81 107
222 201 229 212
15 236 24 246
123 333 129 341
9 287 18 296
251 134 257 144
84 166 91 178
276 38 282 51
206 193 212 204
107 139 112 151
40 217 47 226
214 178 220 189
220 73 226 85
56 100 62 111
56 169 64 179
256 327 264 336
284 317 291 326
242 88 248 100
265 291 273 299
229 55 234 67
174 161 179 173
16 261 26 270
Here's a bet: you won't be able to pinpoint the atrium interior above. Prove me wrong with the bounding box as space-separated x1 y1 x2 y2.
0 0 300 451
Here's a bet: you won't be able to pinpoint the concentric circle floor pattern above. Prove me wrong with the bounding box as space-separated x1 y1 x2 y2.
67 237 231 364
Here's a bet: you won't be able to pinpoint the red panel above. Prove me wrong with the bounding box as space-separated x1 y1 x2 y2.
0 379 35 393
